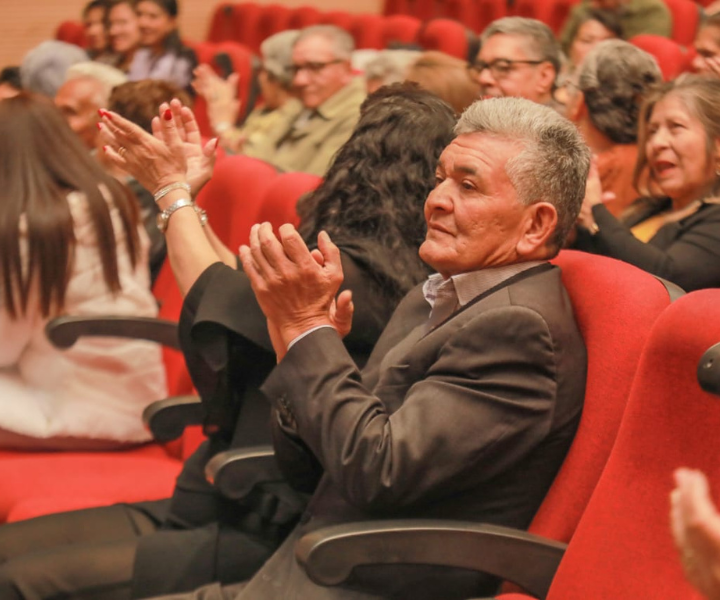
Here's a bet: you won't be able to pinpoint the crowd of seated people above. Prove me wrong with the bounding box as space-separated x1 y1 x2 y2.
2 0 720 598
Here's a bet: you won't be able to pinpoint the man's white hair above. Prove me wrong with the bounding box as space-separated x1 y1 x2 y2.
65 62 128 106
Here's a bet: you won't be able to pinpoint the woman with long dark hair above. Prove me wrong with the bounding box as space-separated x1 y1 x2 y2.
0 93 165 450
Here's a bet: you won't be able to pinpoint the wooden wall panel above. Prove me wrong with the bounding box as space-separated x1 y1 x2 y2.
0 0 382 69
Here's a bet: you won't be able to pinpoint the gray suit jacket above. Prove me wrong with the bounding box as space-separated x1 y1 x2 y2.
253 263 586 599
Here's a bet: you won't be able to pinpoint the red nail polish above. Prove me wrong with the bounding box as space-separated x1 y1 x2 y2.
103 145 108 152
96 122 102 130
214 138 219 149
97 109 105 117
163 109 172 121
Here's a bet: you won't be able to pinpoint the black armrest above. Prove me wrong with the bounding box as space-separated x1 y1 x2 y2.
296 520 566 600
698 341 720 397
46 316 181 351
205 445 280 500
143 395 204 441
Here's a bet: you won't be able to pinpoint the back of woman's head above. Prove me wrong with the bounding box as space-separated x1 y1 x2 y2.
578 40 661 144
0 93 140 318
634 75 720 195
298 82 456 300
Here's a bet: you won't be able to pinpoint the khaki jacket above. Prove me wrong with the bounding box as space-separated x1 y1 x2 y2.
246 76 366 176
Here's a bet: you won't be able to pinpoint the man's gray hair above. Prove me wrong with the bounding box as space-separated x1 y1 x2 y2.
261 29 300 87
577 40 662 144
295 25 355 60
456 97 590 251
481 17 562 76
20 41 89 98
65 61 128 105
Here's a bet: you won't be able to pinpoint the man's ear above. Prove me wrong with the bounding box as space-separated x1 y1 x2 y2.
536 62 558 98
516 202 558 258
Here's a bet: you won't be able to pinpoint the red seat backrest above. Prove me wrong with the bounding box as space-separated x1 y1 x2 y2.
418 18 475 60
220 1 264 52
382 14 423 48
442 0 509 34
256 171 322 232
526 251 675 543
206 3 239 43
187 40 258 139
196 154 278 249
319 10 357 32
261 4 293 38
545 289 720 598
629 34 691 80
383 0 413 16
510 0 581 34
351 14 387 50
664 0 702 46
55 20 86 47
288 5 322 29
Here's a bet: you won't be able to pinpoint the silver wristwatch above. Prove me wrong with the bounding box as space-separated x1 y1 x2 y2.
156 198 208 233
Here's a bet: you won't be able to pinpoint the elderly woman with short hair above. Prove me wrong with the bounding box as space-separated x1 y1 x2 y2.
566 39 661 216
576 75 720 292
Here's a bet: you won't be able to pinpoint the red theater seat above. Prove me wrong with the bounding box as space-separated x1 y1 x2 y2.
630 34 691 80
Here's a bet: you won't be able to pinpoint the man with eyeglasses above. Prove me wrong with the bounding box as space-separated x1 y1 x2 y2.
245 25 366 177
468 17 563 112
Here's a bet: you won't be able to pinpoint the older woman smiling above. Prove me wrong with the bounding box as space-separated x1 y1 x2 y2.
577 76 720 292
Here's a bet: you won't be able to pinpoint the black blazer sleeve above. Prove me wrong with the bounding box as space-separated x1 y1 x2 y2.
584 203 720 291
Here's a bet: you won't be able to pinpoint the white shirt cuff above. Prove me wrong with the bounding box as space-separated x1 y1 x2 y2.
287 325 336 351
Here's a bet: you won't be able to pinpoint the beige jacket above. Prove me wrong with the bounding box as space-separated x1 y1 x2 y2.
246 76 366 177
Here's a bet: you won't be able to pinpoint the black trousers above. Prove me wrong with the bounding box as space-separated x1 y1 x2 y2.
0 503 158 600
0 497 298 600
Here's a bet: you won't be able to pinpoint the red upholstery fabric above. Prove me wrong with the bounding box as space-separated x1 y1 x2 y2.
187 40 257 139
258 4 292 39
411 0 440 20
195 155 278 253
55 21 86 48
288 5 323 29
664 0 702 45
256 172 322 231
523 251 675 545
206 3 241 43
0 454 183 522
511 0 581 33
630 34 692 80
535 289 720 598
319 10 357 31
383 0 413 16
351 14 387 49
418 18 475 60
229 2 264 51
381 14 422 48
443 0 508 34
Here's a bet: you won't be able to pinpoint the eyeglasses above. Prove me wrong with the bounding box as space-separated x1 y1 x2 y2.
286 59 344 77
467 58 545 79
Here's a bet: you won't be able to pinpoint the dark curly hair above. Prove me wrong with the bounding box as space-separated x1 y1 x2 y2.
297 82 456 302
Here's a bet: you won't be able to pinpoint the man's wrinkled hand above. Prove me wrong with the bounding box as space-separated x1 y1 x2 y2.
239 223 347 356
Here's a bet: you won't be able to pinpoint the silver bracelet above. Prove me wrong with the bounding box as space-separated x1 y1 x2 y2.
154 182 191 204
156 198 207 233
